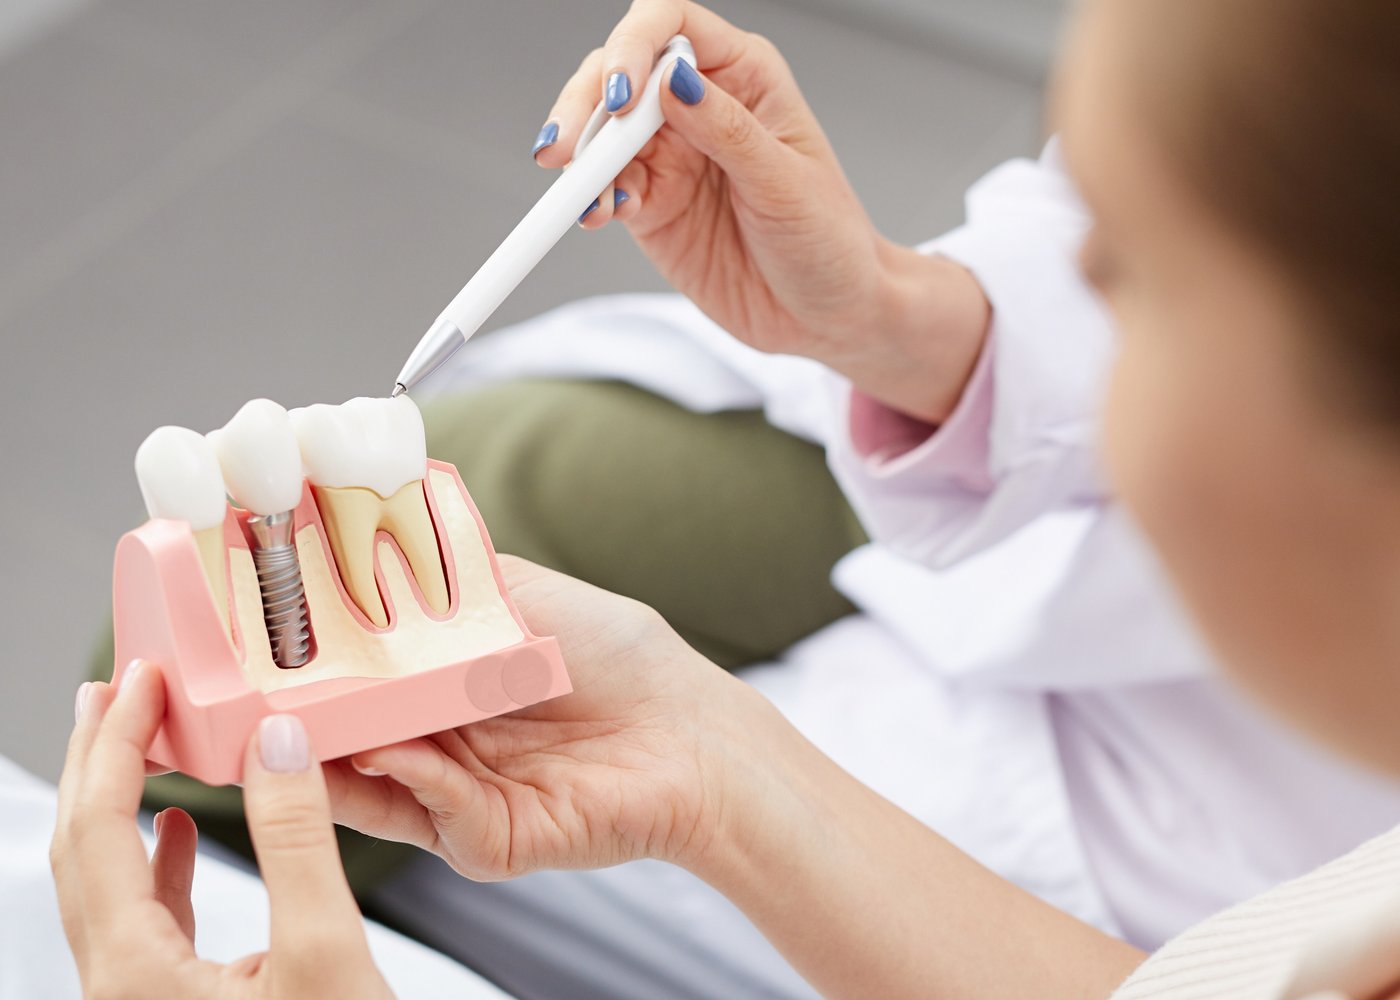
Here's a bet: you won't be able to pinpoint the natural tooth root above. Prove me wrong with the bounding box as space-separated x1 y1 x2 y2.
379 483 450 614
193 525 231 636
314 486 390 628
312 481 449 628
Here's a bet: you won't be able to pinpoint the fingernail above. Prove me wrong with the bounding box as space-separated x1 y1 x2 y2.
119 659 146 697
579 197 600 223
615 189 630 207
74 682 92 722
669 59 704 106
153 809 167 838
605 71 632 113
352 759 385 777
531 121 559 157
259 714 310 773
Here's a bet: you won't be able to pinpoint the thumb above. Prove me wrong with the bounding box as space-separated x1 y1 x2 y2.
659 58 793 188
243 715 367 953
351 738 513 879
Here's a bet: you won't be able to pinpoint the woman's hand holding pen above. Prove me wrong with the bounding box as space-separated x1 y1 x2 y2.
536 0 990 423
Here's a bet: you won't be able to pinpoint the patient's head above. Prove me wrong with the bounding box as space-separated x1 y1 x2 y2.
1055 1 1400 771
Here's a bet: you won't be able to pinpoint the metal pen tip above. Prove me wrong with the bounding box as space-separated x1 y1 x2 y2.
391 383 406 398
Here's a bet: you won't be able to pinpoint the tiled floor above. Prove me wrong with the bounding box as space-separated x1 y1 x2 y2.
0 0 1045 779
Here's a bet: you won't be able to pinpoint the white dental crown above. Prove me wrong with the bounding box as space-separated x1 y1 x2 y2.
289 395 427 500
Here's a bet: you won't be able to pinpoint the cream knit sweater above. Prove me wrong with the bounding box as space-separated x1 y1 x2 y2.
1110 824 1400 999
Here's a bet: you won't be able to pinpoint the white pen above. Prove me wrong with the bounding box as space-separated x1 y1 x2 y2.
391 35 696 398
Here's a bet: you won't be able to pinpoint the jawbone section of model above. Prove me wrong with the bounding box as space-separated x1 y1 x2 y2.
289 395 451 629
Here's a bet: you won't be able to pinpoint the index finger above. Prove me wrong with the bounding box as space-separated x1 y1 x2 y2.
54 662 168 926
600 0 751 115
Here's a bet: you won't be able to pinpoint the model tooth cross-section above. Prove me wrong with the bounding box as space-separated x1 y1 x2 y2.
118 397 569 786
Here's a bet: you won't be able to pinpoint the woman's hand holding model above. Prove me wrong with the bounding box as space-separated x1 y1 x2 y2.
325 557 742 879
52 664 393 999
538 0 989 424
328 558 1143 999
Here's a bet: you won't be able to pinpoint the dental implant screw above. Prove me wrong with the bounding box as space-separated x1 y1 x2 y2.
246 511 312 669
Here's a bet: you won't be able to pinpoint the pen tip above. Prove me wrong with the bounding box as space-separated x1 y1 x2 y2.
391 383 406 398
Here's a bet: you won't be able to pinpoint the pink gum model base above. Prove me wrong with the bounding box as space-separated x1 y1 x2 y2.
110 459 571 786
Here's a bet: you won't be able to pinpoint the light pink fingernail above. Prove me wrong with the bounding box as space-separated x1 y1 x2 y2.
74 682 92 723
118 659 146 697
153 809 167 838
259 715 310 773
352 759 385 777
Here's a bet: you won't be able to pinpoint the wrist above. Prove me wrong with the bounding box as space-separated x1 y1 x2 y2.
663 673 777 872
670 680 830 894
823 241 990 425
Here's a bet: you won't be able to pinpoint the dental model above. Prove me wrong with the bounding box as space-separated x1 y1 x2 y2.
289 396 449 629
134 426 231 634
208 400 313 669
109 393 569 785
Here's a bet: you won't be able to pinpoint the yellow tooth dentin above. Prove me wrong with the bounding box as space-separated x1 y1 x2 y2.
193 524 231 636
312 481 450 628
380 484 452 616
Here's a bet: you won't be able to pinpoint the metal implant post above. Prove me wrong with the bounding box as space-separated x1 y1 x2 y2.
246 510 311 669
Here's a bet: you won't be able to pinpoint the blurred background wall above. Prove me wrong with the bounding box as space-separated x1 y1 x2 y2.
0 0 1059 780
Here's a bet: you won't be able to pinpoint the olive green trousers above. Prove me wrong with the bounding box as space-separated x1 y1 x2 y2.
90 379 867 892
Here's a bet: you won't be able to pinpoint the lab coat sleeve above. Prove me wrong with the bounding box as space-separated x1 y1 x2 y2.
828 139 1116 568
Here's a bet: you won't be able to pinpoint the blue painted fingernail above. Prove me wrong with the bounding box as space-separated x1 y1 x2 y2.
615 189 630 207
531 121 559 157
605 72 632 113
669 59 704 106
579 197 600 223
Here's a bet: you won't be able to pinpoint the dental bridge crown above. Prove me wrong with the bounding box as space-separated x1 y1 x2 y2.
118 395 570 786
